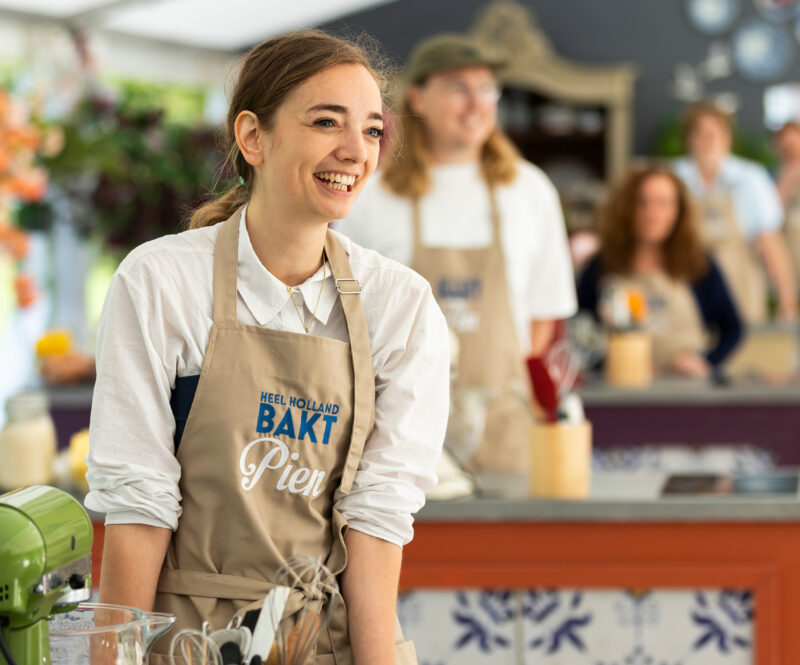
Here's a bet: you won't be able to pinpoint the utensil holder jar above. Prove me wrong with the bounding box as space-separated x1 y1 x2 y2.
605 331 653 388
529 421 592 499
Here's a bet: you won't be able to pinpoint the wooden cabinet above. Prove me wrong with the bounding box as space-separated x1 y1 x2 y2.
471 0 638 231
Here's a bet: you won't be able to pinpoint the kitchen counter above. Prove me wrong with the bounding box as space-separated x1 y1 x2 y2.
47 384 94 409
417 470 800 522
402 471 800 665
577 376 800 406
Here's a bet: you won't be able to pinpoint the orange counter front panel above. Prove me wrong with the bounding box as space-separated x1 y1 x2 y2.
401 521 800 664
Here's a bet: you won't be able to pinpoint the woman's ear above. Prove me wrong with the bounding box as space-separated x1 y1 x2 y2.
234 111 264 166
406 86 425 117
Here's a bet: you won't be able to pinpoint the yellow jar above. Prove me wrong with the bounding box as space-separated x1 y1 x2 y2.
0 391 57 491
529 421 592 499
605 331 653 388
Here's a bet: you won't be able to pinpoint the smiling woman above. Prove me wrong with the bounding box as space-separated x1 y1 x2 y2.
230 61 385 238
85 29 448 665
189 33 388 242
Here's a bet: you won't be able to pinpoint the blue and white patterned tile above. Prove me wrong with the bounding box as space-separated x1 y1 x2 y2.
398 590 518 665
646 590 753 665
520 589 600 664
398 589 753 665
519 589 753 665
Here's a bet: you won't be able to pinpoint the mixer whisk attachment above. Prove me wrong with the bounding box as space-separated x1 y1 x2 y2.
169 621 223 665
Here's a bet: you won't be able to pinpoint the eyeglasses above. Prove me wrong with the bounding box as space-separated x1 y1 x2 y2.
432 81 501 104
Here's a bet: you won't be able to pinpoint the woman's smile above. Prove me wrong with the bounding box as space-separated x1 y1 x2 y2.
313 171 358 193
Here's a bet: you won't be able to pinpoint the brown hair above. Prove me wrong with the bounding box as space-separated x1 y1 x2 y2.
682 101 734 145
381 88 519 198
775 120 800 139
598 165 708 281
190 30 388 229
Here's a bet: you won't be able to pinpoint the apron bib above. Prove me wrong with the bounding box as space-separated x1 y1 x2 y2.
411 190 532 473
602 271 706 372
783 188 800 279
697 189 767 323
150 210 416 664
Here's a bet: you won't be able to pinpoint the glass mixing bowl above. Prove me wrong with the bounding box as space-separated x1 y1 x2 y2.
49 603 175 665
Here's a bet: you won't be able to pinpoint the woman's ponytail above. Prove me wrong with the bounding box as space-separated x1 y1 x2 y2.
189 182 249 229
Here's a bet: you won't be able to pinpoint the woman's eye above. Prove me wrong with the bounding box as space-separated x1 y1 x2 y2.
314 118 336 128
366 127 385 139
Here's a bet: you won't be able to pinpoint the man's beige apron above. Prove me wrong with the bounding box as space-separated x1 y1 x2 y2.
783 187 800 278
150 210 416 664
696 188 767 323
603 271 706 372
411 190 532 473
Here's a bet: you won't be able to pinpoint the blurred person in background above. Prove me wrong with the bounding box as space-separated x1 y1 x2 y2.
774 121 800 278
674 102 796 323
577 165 743 377
339 33 577 473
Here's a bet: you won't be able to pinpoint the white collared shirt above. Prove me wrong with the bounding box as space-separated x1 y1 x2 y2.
85 208 450 546
337 160 578 355
673 154 784 240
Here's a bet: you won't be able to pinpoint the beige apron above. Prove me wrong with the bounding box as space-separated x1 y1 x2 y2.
150 210 416 664
411 190 532 473
696 188 767 323
783 187 800 278
603 271 706 372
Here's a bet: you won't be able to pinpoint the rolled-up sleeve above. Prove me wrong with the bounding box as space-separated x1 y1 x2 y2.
85 265 183 530
334 274 450 546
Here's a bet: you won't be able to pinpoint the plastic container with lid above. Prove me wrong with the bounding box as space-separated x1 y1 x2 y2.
0 390 57 491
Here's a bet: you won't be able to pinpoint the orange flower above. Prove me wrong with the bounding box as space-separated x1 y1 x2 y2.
628 289 648 325
14 273 36 308
0 221 12 244
5 126 40 152
7 169 47 202
8 228 28 260
0 148 10 174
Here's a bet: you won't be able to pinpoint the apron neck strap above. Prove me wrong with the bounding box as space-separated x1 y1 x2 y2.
212 214 374 493
212 208 243 324
411 184 501 248
324 230 376 495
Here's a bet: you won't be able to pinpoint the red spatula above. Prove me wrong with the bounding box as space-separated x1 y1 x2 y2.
526 356 558 423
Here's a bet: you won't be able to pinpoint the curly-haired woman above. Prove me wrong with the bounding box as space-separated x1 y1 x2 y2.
577 165 743 377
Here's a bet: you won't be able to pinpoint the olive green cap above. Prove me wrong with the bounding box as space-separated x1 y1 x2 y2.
406 33 506 84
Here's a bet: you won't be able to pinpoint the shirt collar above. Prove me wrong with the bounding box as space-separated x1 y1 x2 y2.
236 205 338 327
679 155 737 193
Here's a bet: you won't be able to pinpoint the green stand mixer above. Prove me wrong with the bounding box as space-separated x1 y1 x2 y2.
0 485 93 665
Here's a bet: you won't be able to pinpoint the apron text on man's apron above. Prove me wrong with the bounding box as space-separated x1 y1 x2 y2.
150 209 417 664
411 190 532 473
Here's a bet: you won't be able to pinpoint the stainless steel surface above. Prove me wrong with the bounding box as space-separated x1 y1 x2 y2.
417 471 800 522
34 554 91 595
577 377 800 406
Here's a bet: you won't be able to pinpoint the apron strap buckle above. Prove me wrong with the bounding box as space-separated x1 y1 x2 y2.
335 278 362 295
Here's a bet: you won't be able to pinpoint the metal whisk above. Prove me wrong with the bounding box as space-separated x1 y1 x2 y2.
271 554 340 665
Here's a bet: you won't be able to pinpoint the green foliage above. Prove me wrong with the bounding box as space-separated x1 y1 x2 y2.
16 85 227 250
652 111 777 170
111 78 208 126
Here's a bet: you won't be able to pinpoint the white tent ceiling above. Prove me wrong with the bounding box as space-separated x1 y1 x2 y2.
0 0 398 52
